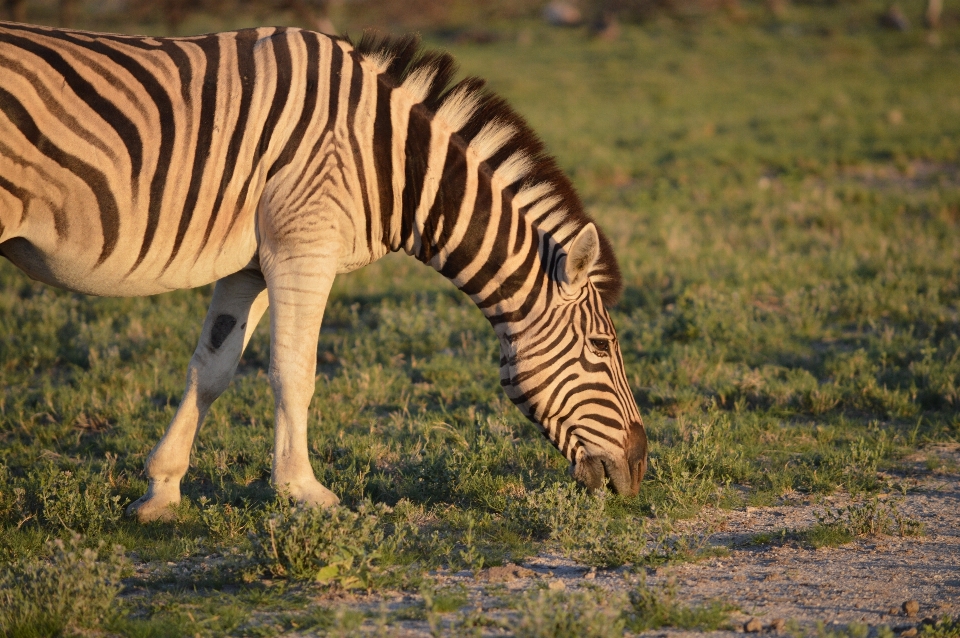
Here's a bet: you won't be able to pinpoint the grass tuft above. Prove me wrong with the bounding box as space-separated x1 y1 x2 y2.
505 481 651 567
803 496 924 548
514 587 626 638
625 574 733 632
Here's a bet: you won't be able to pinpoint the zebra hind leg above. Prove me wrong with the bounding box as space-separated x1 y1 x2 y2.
127 268 269 522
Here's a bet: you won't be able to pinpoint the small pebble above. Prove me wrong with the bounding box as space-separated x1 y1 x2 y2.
745 618 763 633
903 600 920 617
769 618 786 632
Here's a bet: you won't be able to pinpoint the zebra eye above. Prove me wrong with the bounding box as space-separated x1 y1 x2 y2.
589 338 611 355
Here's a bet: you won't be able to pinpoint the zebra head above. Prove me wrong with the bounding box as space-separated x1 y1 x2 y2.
500 223 648 496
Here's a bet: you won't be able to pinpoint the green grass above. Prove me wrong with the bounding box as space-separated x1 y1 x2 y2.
2 3 960 632
739 495 924 549
801 496 924 548
624 574 732 632
0 534 127 637
513 587 627 638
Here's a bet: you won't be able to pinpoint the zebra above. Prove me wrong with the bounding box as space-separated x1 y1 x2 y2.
0 21 648 521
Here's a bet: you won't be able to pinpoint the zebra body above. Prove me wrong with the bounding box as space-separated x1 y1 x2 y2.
1 24 367 294
0 22 647 521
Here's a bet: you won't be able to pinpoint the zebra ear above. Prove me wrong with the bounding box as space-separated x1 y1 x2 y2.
563 223 601 292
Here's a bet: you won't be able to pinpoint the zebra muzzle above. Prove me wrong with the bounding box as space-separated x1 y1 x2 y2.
571 453 638 496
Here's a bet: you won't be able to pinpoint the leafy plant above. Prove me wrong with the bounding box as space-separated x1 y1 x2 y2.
422 583 468 613
249 499 412 590
0 463 29 528
814 620 872 638
448 513 486 573
199 497 258 542
503 481 599 542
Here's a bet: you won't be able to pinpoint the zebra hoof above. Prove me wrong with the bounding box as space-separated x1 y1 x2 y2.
126 494 179 523
277 479 340 509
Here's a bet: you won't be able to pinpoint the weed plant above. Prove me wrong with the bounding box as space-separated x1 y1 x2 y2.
509 576 731 637
815 621 873 638
198 496 259 541
35 464 125 535
421 583 469 614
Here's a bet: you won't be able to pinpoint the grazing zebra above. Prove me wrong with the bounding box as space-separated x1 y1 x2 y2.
0 21 648 521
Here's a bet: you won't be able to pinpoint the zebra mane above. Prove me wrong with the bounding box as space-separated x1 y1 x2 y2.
347 31 624 306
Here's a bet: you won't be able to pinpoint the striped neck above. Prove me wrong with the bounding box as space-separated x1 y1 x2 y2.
389 106 554 339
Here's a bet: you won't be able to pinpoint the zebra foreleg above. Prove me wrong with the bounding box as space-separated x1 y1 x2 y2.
261 240 340 509
127 268 269 522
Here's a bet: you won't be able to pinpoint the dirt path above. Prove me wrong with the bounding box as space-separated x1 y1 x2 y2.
653 473 960 634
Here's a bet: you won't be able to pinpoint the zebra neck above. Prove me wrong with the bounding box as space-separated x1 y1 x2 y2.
389 114 555 338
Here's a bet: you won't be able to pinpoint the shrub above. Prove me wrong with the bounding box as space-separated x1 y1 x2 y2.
514 587 626 638
0 534 127 637
249 500 412 590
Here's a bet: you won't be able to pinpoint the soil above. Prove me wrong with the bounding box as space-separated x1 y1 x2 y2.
330 445 960 636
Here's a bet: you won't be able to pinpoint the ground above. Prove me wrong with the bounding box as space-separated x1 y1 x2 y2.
168 446 956 636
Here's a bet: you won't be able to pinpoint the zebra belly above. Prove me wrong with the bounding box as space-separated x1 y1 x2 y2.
0 234 258 297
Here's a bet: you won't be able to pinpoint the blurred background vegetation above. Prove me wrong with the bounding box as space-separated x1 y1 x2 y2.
0 0 952 38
